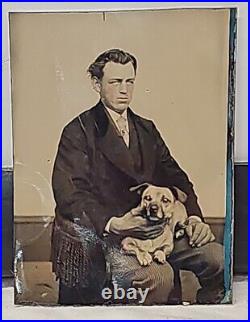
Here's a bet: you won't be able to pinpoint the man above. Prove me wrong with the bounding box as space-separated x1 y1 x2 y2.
51 49 224 305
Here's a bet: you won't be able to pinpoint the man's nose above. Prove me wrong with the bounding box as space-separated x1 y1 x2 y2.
119 82 128 94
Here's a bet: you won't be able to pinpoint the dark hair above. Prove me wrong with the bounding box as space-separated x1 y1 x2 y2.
87 49 137 80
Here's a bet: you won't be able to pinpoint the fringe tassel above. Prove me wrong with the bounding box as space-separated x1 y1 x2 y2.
51 221 92 288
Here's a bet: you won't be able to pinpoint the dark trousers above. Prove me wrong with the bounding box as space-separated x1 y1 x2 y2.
58 235 224 305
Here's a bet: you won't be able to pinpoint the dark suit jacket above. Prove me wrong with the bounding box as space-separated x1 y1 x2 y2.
51 101 202 286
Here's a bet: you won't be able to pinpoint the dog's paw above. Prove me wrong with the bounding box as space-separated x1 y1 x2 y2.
137 252 153 266
153 250 166 264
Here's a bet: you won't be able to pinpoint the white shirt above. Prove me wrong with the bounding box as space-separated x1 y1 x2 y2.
105 107 130 147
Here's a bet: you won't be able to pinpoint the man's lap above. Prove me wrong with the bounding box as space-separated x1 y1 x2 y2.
105 245 174 289
105 236 223 281
57 229 224 304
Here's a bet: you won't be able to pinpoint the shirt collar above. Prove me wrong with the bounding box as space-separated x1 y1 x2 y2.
104 105 128 123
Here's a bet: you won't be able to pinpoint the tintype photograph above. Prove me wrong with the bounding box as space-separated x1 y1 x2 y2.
10 8 236 306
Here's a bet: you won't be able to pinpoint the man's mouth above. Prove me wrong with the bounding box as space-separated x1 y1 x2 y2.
117 97 128 102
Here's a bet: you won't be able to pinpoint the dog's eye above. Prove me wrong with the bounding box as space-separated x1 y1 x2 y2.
162 197 170 203
144 195 152 201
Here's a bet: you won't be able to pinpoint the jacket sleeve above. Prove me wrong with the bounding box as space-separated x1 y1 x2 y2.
52 120 112 236
151 122 203 218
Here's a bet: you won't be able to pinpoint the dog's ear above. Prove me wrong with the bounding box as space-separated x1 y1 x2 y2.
129 183 150 195
171 186 187 203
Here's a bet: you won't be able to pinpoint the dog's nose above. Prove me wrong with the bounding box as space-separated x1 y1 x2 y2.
150 204 159 213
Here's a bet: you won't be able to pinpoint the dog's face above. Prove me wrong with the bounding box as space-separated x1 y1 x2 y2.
130 183 187 224
141 186 175 223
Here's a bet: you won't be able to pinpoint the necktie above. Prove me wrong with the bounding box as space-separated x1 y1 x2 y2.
117 115 129 146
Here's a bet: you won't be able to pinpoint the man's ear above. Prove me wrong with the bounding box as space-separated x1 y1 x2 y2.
171 186 187 203
91 77 101 93
129 183 150 195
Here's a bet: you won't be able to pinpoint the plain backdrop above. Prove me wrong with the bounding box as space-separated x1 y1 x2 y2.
2 2 248 169
9 8 232 218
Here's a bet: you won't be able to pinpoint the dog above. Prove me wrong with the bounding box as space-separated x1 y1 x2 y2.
121 183 188 266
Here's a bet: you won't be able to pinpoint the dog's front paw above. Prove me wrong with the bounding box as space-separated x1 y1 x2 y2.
137 252 153 266
153 250 166 264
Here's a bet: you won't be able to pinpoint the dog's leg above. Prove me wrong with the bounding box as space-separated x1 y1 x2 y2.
122 238 152 266
153 250 166 264
153 241 174 264
137 251 153 266
162 243 174 257
121 237 138 255
153 228 174 264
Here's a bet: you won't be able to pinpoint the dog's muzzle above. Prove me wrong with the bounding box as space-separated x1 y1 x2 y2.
146 204 169 224
149 204 159 215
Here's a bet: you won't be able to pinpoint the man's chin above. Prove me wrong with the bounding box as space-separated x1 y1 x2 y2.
112 103 129 113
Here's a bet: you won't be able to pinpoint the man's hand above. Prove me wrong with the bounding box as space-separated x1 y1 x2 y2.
109 205 165 240
185 221 215 248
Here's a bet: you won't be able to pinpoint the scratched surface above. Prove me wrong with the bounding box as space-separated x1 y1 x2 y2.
10 8 236 306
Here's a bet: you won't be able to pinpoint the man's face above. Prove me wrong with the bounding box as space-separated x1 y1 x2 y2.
94 62 135 114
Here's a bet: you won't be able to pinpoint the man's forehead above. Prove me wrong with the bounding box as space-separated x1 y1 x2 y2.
103 61 135 78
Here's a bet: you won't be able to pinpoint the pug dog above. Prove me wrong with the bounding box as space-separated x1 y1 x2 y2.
121 183 188 266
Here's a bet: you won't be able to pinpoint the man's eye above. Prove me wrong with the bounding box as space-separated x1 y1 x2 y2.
127 80 135 84
144 195 152 201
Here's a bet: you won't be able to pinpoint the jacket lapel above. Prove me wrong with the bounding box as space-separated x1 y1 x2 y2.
93 101 156 183
94 102 137 180
129 109 156 183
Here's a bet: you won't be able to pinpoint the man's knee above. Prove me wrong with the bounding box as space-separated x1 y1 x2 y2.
195 243 225 304
198 242 224 274
142 262 174 305
150 262 174 291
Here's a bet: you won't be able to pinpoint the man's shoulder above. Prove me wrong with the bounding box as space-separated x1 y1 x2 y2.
59 105 98 143
63 105 96 132
130 109 155 130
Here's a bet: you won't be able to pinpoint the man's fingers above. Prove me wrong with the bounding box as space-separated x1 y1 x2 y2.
135 217 148 226
195 230 212 247
190 224 203 244
146 231 163 239
141 228 163 238
133 225 161 233
196 233 212 247
142 223 164 232
134 227 164 239
185 224 193 239
193 226 209 246
196 230 216 247
148 227 165 236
